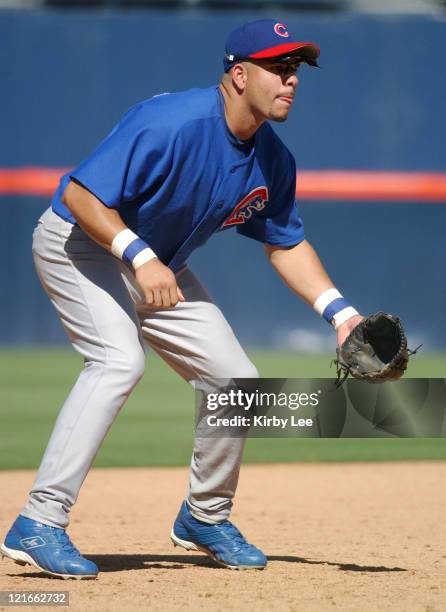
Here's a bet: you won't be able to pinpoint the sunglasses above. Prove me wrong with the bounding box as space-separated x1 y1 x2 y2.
251 57 304 76
227 55 306 76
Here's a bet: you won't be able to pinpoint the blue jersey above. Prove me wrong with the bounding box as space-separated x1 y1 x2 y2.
52 86 305 272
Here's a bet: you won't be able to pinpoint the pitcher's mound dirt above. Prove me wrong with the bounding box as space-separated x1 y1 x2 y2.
1 463 446 612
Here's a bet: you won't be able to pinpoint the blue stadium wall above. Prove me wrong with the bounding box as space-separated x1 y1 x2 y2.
1 9 445 348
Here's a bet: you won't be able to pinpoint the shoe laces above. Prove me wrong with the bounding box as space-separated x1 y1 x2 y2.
218 521 249 548
52 528 81 556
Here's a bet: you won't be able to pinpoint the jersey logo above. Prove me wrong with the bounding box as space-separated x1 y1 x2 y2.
274 23 289 38
222 187 269 228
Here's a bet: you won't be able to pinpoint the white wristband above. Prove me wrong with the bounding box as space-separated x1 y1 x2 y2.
111 229 157 270
332 306 359 329
132 249 157 270
313 288 358 327
313 289 342 316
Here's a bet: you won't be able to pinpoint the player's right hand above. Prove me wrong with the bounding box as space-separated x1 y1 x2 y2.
135 258 185 308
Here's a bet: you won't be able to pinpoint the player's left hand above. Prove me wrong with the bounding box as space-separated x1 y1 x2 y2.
335 312 411 385
336 315 364 347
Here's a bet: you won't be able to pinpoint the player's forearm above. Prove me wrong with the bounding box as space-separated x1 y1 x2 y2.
62 180 127 251
265 239 335 306
266 240 361 340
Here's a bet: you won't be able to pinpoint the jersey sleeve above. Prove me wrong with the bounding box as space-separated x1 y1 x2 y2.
69 102 173 208
236 154 305 246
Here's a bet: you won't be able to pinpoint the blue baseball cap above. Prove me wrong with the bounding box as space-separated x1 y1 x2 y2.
224 19 320 72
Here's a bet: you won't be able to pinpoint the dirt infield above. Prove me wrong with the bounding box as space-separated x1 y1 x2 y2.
1 463 446 612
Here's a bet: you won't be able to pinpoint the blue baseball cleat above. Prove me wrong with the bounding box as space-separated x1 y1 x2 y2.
171 501 267 570
1 515 98 580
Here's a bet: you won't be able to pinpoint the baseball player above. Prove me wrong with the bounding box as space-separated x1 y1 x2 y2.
1 19 362 577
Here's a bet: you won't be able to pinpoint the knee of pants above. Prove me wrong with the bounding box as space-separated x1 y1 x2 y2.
205 356 259 381
103 348 146 387
238 360 259 379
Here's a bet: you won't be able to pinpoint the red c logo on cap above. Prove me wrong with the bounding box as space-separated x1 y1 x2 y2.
274 23 289 38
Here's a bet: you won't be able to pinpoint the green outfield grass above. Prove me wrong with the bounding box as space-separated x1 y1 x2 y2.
0 348 445 470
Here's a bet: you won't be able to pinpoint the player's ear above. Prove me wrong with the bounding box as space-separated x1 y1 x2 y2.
231 63 248 91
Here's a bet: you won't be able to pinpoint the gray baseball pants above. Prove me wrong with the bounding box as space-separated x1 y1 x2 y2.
22 208 258 529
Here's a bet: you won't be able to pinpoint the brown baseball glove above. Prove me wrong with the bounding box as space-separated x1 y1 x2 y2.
334 312 411 385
